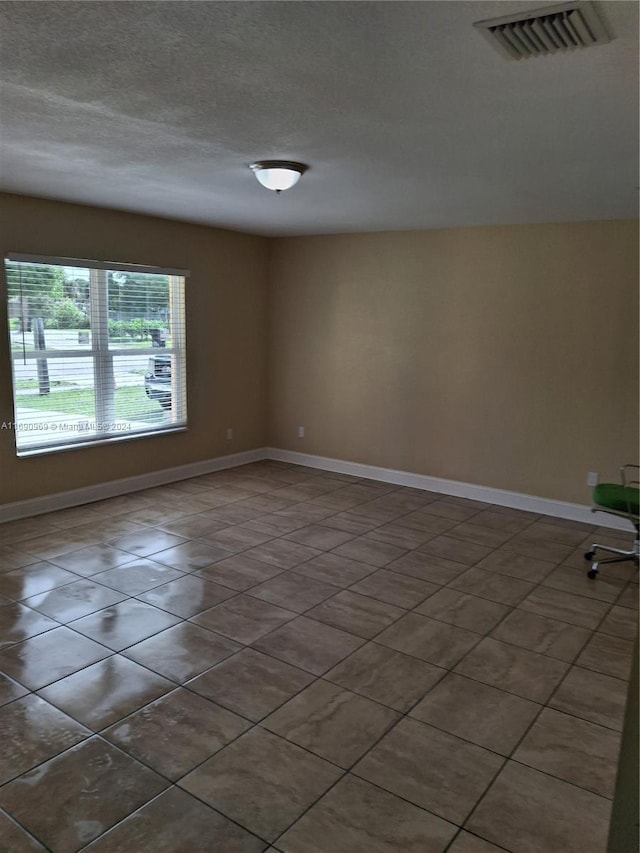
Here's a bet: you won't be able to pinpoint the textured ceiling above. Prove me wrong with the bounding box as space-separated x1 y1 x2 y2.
0 1 638 236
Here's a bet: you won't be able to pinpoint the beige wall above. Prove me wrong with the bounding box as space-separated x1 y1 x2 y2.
1 199 636 509
0 194 269 504
268 221 639 504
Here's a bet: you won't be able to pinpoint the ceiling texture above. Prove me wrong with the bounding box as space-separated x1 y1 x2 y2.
0 1 638 236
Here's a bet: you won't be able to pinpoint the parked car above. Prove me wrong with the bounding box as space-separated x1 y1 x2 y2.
144 355 171 410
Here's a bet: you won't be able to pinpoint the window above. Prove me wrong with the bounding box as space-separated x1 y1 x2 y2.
4 254 188 455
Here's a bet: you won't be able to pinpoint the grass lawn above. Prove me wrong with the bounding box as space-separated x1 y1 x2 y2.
17 385 165 423
15 379 77 390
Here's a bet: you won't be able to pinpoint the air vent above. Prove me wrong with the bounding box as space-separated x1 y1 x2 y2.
474 1 611 60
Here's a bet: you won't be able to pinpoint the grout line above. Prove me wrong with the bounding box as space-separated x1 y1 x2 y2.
0 461 632 852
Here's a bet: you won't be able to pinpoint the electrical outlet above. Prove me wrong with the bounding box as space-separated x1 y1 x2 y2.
297 426 305 438
226 428 233 440
587 472 598 486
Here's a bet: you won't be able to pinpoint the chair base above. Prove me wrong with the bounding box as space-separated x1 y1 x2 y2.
584 538 640 579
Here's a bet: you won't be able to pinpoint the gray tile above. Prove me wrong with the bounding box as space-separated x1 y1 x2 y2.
188 648 314 721
0 545 40 571
306 590 405 639
9 532 88 562
70 599 181 651
244 514 309 538
410 672 540 755
262 680 399 768
108 529 188 557
22 579 126 623
244 539 322 570
283 524 356 550
91 559 185 595
462 509 534 535
0 464 624 853
0 673 28 707
159 515 229 540
598 605 638 640
447 522 513 549
49 544 138 576
179 727 342 842
253 616 365 675
502 536 574 564
419 499 481 522
331 537 407 568
616 583 638 609
38 654 173 729
513 708 621 798
349 569 439 608
491 609 591 662
519 586 609 630
0 602 59 648
333 511 397 531
0 694 90 784
0 625 111 690
387 552 469 585
466 761 611 853
136 574 236 617
449 567 534 606
153 540 233 571
476 549 556 583
294 553 377 588
200 524 275 553
417 536 492 567
277 775 456 853
542 566 625 603
104 688 251 780
354 717 502 825
366 522 436 550
575 632 634 680
248 572 337 612
523 521 588 547
0 562 79 601
0 737 168 852
82 787 266 852
197 554 284 590
447 831 508 852
415 589 509 633
392 511 457 535
0 519 59 546
549 666 629 731
326 642 445 712
203 503 266 525
192 595 297 644
455 638 568 703
322 511 383 535
122 622 241 682
0 809 47 852
377 612 480 668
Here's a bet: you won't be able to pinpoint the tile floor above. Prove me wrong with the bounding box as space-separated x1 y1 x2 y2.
0 460 637 853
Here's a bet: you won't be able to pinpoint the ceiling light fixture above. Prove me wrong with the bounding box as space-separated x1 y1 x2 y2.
250 160 308 193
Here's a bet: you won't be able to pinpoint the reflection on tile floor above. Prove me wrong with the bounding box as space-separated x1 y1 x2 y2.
0 460 636 852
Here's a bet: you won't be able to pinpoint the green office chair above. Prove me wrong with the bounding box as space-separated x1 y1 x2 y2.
584 464 640 579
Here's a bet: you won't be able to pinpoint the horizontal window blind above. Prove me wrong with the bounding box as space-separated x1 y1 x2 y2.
4 256 188 455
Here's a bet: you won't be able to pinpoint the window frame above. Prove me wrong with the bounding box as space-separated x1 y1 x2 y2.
4 253 189 456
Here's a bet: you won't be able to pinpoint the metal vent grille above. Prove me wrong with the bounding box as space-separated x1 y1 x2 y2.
474 1 611 60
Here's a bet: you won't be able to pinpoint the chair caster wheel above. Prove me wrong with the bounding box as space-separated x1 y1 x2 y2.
587 568 598 579
584 550 595 560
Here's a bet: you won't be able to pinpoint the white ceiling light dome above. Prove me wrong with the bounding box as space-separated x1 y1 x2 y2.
250 161 308 192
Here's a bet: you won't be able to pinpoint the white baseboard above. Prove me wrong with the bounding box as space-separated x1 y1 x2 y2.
0 444 630 532
0 448 267 523
266 448 631 532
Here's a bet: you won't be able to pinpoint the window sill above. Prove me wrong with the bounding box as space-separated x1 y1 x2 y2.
15 425 188 458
